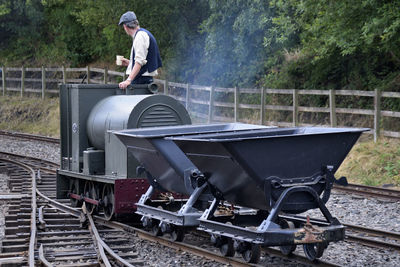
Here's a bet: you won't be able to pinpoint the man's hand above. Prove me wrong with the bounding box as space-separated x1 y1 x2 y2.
121 58 130 66
119 80 131 89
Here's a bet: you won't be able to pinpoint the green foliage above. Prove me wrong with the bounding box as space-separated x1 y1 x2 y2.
0 0 44 63
263 0 400 94
0 0 399 100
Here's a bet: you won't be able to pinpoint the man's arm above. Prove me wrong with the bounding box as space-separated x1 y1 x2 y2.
119 62 141 89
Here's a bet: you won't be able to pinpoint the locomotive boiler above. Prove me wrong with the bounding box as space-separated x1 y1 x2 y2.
56 83 191 220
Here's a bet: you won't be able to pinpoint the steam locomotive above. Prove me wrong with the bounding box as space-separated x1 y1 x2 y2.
57 83 367 263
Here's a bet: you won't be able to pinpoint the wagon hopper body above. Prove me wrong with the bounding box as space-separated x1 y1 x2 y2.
115 124 368 262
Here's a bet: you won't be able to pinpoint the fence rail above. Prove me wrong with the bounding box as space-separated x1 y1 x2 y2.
1 66 400 141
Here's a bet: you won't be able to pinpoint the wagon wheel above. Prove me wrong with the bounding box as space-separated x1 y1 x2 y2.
279 220 297 255
170 226 185 242
241 243 261 264
151 220 163 236
303 242 326 261
84 181 98 214
102 184 115 221
219 237 235 257
69 179 81 207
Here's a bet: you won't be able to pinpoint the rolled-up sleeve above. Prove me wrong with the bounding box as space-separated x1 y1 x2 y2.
133 31 149 66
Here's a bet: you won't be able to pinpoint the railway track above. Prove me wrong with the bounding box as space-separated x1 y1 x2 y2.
0 130 59 144
334 183 400 202
0 152 342 266
0 156 143 266
0 132 399 266
345 223 400 252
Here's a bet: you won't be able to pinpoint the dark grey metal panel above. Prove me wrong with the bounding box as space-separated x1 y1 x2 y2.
105 131 128 177
59 84 70 170
83 149 105 175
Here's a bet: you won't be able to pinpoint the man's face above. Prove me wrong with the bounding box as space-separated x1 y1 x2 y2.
123 24 130 35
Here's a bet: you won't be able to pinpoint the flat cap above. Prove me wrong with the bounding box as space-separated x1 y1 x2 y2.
118 11 137 25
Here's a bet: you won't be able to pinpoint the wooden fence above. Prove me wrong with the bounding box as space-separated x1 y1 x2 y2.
1 66 126 98
1 66 400 141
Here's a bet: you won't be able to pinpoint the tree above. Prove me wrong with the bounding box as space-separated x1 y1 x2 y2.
264 0 400 91
0 0 44 63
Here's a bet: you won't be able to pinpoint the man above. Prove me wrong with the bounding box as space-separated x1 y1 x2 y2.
117 11 162 89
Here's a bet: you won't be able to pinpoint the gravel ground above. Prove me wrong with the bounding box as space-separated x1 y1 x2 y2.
302 192 400 266
0 135 60 163
0 173 9 244
0 134 399 266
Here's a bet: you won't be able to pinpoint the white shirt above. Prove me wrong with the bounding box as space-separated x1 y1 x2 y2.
126 30 158 76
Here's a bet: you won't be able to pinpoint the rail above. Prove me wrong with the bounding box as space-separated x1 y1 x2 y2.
334 183 400 201
1 66 400 140
0 158 37 266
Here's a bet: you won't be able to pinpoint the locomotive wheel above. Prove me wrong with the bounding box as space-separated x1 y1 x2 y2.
69 179 81 207
102 184 115 221
170 226 185 242
84 181 98 214
303 242 325 261
241 243 261 264
279 220 297 255
219 238 235 257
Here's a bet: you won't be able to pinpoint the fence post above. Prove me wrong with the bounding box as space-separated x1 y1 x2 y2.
208 86 215 123
293 89 299 126
62 66 66 84
164 79 168 95
234 86 239 122
260 87 265 125
374 89 381 142
86 66 90 84
2 66 6 96
185 83 190 110
41 66 46 99
21 66 25 97
329 89 337 127
104 67 108 84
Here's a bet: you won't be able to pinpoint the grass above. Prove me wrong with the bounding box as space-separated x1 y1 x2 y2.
0 94 59 137
337 135 400 187
0 94 399 187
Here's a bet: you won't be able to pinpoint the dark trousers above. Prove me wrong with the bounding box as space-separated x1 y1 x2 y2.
132 76 153 85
